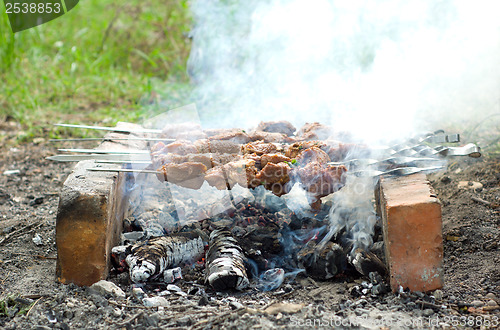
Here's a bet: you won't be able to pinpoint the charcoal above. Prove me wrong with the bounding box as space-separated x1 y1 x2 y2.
297 240 346 280
205 229 249 291
350 248 387 276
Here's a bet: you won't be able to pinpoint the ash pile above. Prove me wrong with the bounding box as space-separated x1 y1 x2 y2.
111 120 389 295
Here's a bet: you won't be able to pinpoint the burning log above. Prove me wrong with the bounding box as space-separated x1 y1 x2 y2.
125 234 205 283
205 229 249 291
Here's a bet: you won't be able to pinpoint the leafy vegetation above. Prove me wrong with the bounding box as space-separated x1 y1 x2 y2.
0 0 193 142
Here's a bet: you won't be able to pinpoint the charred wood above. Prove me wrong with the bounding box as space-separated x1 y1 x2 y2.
125 234 205 283
205 229 249 291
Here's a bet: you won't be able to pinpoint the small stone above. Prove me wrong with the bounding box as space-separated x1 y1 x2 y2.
458 181 483 191
132 287 145 299
471 300 484 307
3 169 21 176
485 293 496 300
176 316 192 327
230 301 244 309
440 176 451 184
433 289 443 300
29 196 44 206
112 308 122 317
166 284 183 293
90 280 126 299
486 300 498 307
143 296 169 307
264 302 304 315
423 309 434 316
143 314 159 327
32 233 43 246
198 296 209 306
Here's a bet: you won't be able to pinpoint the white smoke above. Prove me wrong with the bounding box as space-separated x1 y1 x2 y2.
188 0 500 143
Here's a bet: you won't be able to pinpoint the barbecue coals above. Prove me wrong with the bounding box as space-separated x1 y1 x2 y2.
111 121 388 293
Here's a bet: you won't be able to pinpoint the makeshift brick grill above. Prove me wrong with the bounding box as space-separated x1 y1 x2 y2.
50 121 480 294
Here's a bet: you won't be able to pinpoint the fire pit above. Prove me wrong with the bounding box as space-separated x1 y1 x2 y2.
52 120 480 296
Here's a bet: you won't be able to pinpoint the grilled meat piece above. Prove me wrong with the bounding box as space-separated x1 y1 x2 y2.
157 162 208 189
208 130 251 144
225 158 260 189
205 158 260 189
296 122 333 140
256 120 296 136
284 140 327 158
241 141 279 155
152 140 198 156
260 153 291 168
194 139 242 154
249 131 292 143
295 162 347 198
322 141 369 162
205 166 228 190
161 122 206 140
256 162 292 196
152 153 214 169
295 147 331 165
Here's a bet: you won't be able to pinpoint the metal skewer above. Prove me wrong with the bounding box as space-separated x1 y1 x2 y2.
46 154 151 162
87 168 161 174
58 148 150 154
49 137 175 142
54 123 162 134
349 165 445 177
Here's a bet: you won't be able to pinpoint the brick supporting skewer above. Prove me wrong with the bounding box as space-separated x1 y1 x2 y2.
56 122 145 286
376 173 443 292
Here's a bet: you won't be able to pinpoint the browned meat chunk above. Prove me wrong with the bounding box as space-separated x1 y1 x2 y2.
194 139 241 154
295 163 346 198
256 163 291 196
152 153 214 169
161 122 205 140
256 121 296 136
205 158 259 189
209 131 251 144
157 162 208 189
322 141 368 162
284 141 326 158
249 131 292 143
296 122 333 140
260 154 291 168
151 140 198 156
205 167 228 190
204 128 242 137
225 158 259 189
241 141 279 155
295 147 331 165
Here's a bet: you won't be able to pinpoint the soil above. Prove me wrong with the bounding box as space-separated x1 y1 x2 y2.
0 136 499 329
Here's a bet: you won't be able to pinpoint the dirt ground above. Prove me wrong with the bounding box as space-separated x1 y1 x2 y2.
0 132 499 328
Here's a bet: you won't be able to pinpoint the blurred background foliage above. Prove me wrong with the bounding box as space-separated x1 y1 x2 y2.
0 0 193 142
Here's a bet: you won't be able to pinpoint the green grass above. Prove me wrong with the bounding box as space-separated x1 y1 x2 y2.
0 0 193 142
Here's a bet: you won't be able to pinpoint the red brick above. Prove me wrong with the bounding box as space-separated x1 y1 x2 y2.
376 173 443 292
56 122 144 286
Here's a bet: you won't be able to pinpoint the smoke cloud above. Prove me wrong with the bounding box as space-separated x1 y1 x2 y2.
188 0 500 143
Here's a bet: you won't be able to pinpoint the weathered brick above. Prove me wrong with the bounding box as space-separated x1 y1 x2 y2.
376 173 443 292
56 122 144 286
